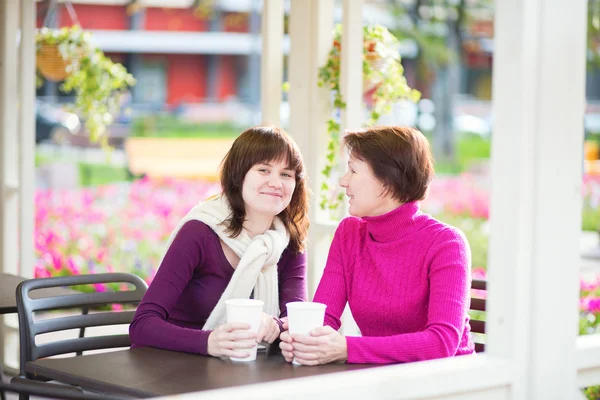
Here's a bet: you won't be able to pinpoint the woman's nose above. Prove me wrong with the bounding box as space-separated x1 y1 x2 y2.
339 173 348 187
268 175 282 188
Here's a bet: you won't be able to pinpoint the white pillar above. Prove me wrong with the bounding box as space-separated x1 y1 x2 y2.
260 0 283 126
288 0 334 296
19 0 36 279
340 0 363 133
338 0 363 337
0 0 20 278
487 0 587 398
0 0 21 375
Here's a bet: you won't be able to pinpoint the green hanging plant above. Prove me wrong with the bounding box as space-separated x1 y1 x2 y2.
36 25 136 149
317 24 421 214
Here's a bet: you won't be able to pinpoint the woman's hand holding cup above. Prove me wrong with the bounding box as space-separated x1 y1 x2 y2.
279 331 294 362
223 298 264 361
207 322 257 359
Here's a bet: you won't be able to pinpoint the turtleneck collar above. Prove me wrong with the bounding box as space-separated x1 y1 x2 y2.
361 201 424 243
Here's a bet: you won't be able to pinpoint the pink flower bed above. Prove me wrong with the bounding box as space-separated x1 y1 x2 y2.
34 177 220 283
422 173 600 221
423 173 490 219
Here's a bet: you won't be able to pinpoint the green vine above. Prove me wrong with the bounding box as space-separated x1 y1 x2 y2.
317 24 421 213
36 26 136 149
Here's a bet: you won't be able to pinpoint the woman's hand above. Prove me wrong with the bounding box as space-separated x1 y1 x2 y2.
256 312 281 344
279 326 348 365
207 322 257 358
279 331 294 362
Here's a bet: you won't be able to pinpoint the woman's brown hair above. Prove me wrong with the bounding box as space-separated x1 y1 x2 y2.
219 125 309 253
343 126 434 203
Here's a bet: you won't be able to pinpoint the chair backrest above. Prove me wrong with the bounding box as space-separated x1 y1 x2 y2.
469 278 487 353
350 278 488 353
16 273 147 373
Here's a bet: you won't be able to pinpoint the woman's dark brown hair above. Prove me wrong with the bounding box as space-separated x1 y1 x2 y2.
343 126 434 203
219 125 309 253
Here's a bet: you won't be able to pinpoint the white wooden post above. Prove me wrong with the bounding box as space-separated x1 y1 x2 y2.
0 0 20 279
340 0 363 134
338 0 363 337
260 0 283 126
0 0 21 375
288 0 334 297
19 0 36 280
487 0 587 398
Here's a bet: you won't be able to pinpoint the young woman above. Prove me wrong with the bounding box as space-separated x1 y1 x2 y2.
130 125 309 359
280 125 474 365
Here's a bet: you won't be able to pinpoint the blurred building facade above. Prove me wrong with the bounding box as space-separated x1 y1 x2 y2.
43 2 473 110
36 1 508 104
36 0 257 109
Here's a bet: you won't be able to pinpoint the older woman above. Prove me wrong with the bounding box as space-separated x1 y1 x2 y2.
280 125 474 365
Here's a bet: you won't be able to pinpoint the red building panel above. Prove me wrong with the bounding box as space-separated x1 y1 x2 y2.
36 2 48 28
166 54 207 105
145 7 208 32
218 55 237 100
59 4 128 30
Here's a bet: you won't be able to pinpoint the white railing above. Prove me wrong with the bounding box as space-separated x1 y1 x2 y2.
577 334 600 388
161 355 513 400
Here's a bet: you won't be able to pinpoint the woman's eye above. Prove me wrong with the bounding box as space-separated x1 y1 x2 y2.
282 173 293 178
259 168 269 173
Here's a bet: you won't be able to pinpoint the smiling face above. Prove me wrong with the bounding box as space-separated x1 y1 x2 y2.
241 159 296 218
339 155 402 217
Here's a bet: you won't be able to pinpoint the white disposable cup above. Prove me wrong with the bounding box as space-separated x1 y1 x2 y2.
225 299 264 362
286 301 327 365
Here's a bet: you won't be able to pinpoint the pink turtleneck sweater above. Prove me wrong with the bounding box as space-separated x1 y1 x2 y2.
313 201 474 364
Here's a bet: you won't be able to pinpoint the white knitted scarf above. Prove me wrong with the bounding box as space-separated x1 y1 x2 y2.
157 195 289 330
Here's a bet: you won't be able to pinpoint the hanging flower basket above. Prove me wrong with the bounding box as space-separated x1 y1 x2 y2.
37 44 70 81
37 1 83 82
328 31 408 96
35 26 83 82
362 40 387 93
317 24 421 214
35 26 136 147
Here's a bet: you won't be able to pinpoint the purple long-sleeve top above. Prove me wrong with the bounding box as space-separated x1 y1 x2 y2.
129 220 308 355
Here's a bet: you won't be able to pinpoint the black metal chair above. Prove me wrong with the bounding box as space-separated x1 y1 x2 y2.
0 379 130 400
13 273 147 400
469 278 487 353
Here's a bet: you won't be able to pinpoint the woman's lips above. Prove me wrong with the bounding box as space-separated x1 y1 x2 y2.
261 192 283 198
